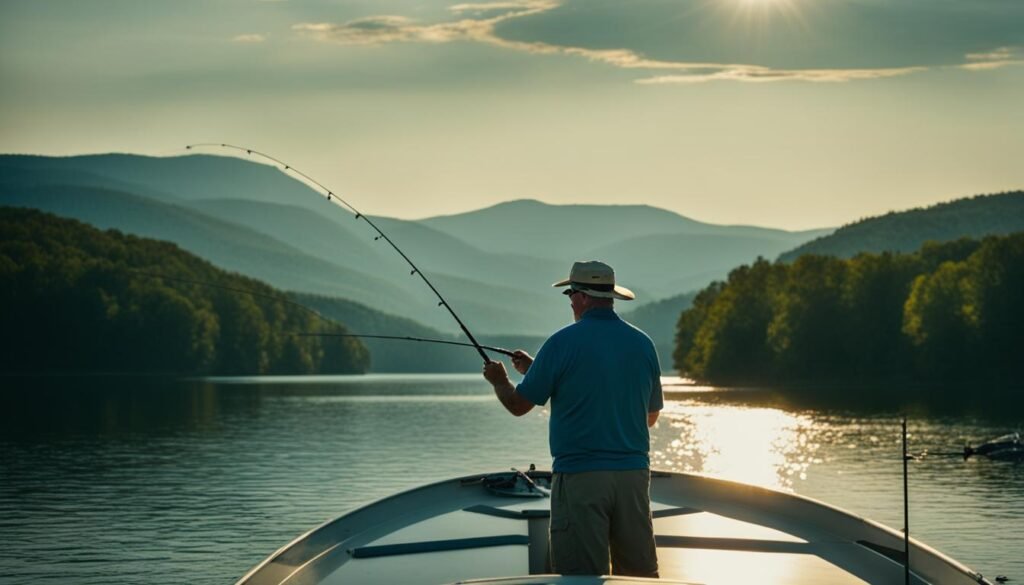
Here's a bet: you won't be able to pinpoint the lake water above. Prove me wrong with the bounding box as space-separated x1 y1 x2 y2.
1 374 1021 584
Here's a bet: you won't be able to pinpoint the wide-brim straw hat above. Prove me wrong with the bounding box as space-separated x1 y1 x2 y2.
552 260 635 301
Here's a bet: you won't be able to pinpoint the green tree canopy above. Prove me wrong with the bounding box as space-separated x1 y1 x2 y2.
0 207 369 375
676 233 1024 390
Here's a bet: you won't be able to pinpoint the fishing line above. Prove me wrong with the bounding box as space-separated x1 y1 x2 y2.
185 143 493 364
130 269 513 356
296 333 515 357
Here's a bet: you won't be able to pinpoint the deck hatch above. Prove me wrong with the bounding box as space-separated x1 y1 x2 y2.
463 505 550 519
350 535 530 559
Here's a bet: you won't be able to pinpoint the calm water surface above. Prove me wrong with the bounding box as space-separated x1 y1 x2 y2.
1 375 1021 584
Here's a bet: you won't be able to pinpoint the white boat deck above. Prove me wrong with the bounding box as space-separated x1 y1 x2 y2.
236 470 993 585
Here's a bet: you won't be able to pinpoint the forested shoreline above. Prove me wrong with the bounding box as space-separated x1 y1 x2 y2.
6 203 1022 386
0 207 369 375
675 233 1024 391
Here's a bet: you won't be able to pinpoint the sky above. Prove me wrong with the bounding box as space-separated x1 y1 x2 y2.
1 0 1022 230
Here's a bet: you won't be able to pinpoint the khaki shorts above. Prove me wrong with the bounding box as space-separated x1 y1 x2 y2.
549 469 659 577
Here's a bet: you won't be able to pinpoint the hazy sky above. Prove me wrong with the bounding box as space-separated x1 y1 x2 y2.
1 0 1022 230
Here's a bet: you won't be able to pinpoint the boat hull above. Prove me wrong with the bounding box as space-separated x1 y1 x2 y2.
236 470 992 585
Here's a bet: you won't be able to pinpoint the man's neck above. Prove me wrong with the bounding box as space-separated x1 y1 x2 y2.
580 305 615 318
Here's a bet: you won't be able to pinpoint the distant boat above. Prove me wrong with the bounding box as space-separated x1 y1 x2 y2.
234 469 994 585
964 432 1023 461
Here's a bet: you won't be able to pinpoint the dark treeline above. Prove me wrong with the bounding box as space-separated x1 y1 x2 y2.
674 233 1024 391
0 207 369 375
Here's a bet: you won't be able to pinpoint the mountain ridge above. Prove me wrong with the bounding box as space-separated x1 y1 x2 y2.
778 190 1024 261
420 198 831 259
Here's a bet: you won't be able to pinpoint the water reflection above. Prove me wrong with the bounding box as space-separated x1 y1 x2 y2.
653 395 1024 584
1 376 1021 585
653 401 820 490
0 376 238 439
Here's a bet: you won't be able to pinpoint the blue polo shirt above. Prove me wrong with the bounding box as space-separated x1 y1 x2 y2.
515 307 663 473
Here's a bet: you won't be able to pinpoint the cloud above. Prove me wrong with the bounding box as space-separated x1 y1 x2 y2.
293 0 553 46
638 66 928 84
233 34 267 43
294 16 491 45
965 47 1014 61
960 59 1024 71
292 1 1023 84
449 0 557 12
960 46 1022 71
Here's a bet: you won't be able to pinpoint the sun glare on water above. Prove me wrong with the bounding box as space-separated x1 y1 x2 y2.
653 401 821 491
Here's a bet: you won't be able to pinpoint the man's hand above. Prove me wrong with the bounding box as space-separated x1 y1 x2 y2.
511 350 533 375
483 360 534 417
648 411 660 428
483 360 510 386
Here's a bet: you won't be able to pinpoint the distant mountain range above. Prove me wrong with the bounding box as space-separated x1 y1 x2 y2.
422 199 831 299
2 153 1019 372
0 154 826 342
779 191 1024 262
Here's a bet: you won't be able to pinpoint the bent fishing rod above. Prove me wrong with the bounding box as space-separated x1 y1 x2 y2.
130 269 514 357
185 143 493 364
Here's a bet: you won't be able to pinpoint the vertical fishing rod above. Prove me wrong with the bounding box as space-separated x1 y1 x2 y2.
185 143 493 364
902 415 911 585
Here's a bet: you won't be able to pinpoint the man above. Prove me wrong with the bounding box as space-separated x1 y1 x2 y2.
483 260 663 577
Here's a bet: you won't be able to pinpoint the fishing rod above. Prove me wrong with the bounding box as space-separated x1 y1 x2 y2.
296 333 515 358
185 143 493 364
130 269 514 356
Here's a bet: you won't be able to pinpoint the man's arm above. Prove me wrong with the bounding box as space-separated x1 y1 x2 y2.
484 361 535 417
648 410 660 427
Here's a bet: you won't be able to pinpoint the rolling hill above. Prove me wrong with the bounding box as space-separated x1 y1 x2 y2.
620 291 698 369
779 190 1024 262
0 183 432 323
586 232 808 299
421 199 830 260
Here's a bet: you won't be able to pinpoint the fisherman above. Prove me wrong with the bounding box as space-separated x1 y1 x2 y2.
483 260 662 577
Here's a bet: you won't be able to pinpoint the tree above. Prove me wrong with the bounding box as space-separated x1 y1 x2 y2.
767 255 847 380
678 258 784 384
902 261 979 381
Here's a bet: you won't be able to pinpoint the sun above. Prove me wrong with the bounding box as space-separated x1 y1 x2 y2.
733 0 800 12
723 0 809 30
